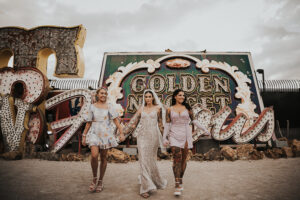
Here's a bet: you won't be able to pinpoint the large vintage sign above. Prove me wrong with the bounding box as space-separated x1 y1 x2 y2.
0 67 49 155
100 52 274 144
0 25 85 156
0 25 86 77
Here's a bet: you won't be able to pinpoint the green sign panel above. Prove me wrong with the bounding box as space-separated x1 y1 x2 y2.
100 52 263 121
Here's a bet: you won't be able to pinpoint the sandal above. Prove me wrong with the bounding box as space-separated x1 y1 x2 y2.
95 179 104 193
179 178 184 191
141 192 150 198
89 177 97 192
174 181 182 196
179 184 184 191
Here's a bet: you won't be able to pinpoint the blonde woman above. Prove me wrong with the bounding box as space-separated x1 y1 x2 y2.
82 87 125 192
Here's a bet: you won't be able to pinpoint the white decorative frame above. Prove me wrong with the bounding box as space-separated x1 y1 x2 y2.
105 53 262 127
105 59 160 115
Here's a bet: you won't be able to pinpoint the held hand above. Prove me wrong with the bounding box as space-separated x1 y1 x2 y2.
82 136 87 146
119 134 125 142
163 140 169 147
204 132 210 136
204 129 210 136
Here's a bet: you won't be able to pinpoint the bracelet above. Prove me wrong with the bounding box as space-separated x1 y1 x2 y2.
82 135 86 137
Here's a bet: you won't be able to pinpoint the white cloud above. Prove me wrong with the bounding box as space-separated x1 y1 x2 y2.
0 0 299 80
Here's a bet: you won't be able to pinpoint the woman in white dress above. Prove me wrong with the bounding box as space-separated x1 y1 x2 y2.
82 87 125 192
123 89 167 198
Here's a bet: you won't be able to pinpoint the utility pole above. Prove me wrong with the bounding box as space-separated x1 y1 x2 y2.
256 69 265 93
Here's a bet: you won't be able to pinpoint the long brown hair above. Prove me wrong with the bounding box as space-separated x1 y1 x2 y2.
171 89 191 110
144 90 158 106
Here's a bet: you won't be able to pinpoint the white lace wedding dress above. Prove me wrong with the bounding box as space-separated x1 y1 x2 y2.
124 108 167 194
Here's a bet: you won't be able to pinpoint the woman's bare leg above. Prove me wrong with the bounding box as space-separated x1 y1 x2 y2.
91 146 99 180
89 146 99 191
99 149 108 181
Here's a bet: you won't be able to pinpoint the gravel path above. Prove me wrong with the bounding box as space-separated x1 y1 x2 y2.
0 158 299 200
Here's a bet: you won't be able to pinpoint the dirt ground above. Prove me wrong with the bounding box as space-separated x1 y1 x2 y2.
0 158 299 200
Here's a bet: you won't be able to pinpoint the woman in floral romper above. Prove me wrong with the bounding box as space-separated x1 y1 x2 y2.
82 87 125 192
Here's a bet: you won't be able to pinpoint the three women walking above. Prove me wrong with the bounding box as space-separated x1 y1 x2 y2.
82 87 209 197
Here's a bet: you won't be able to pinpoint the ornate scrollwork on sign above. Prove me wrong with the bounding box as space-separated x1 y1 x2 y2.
45 89 92 153
106 54 259 121
105 59 160 115
195 59 258 120
105 53 271 144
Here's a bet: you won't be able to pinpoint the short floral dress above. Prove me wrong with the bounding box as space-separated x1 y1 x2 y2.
86 104 119 149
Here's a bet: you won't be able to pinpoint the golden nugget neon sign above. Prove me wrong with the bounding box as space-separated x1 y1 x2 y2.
127 73 231 114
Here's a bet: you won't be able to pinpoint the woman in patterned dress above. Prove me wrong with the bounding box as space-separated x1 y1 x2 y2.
163 89 209 196
82 87 125 192
123 89 167 198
